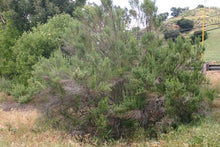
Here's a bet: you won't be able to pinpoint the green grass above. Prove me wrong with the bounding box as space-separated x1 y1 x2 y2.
109 117 220 147
204 28 220 62
156 118 220 147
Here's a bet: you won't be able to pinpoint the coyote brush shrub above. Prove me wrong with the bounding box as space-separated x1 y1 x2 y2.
191 30 208 44
164 30 181 41
0 0 214 140
177 18 194 32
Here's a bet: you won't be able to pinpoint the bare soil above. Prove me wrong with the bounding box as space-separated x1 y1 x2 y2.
0 102 36 111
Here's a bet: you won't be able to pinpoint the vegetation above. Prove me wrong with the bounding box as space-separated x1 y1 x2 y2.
177 18 194 32
197 4 205 8
204 28 220 62
157 118 220 147
0 109 219 146
161 7 220 62
171 7 189 17
0 0 216 143
0 0 86 32
159 12 169 21
163 7 220 31
191 30 208 44
164 30 181 41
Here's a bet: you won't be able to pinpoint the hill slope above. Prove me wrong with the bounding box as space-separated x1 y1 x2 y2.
163 7 220 62
204 27 220 62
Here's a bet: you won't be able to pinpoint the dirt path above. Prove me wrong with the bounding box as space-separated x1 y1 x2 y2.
0 102 36 111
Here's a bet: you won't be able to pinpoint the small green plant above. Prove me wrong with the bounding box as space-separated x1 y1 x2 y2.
9 82 37 103
10 83 26 98
0 77 12 93
91 97 111 140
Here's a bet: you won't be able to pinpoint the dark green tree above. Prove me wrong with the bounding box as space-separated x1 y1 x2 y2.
164 30 180 41
141 0 158 32
0 0 10 12
171 7 189 17
2 0 86 32
177 18 194 32
159 12 169 21
191 30 208 44
197 4 204 8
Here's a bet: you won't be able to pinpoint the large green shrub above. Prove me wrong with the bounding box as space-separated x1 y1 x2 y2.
177 18 194 32
164 30 181 41
18 2 212 139
31 28 213 139
0 0 214 140
191 30 208 44
11 14 78 84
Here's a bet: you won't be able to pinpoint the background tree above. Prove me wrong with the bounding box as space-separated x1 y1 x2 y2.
141 0 157 32
129 0 143 28
159 12 169 21
197 4 204 8
2 0 86 32
0 0 86 77
0 0 10 12
171 7 189 17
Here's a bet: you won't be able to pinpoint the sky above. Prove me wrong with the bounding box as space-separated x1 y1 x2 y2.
87 0 220 14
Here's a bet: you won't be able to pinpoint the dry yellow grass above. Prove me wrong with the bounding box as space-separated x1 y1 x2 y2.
0 93 14 103
206 71 220 123
206 71 220 94
0 108 82 147
0 109 38 129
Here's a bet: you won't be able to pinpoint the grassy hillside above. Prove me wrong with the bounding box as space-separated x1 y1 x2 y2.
163 7 220 62
163 7 220 32
204 27 220 62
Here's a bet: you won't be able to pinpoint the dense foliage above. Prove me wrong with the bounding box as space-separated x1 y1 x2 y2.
159 12 169 21
0 0 86 32
177 18 194 33
171 7 189 17
197 4 205 8
191 30 208 44
164 30 181 41
0 0 214 141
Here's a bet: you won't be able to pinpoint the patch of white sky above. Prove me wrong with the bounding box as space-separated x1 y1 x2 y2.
87 0 220 14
